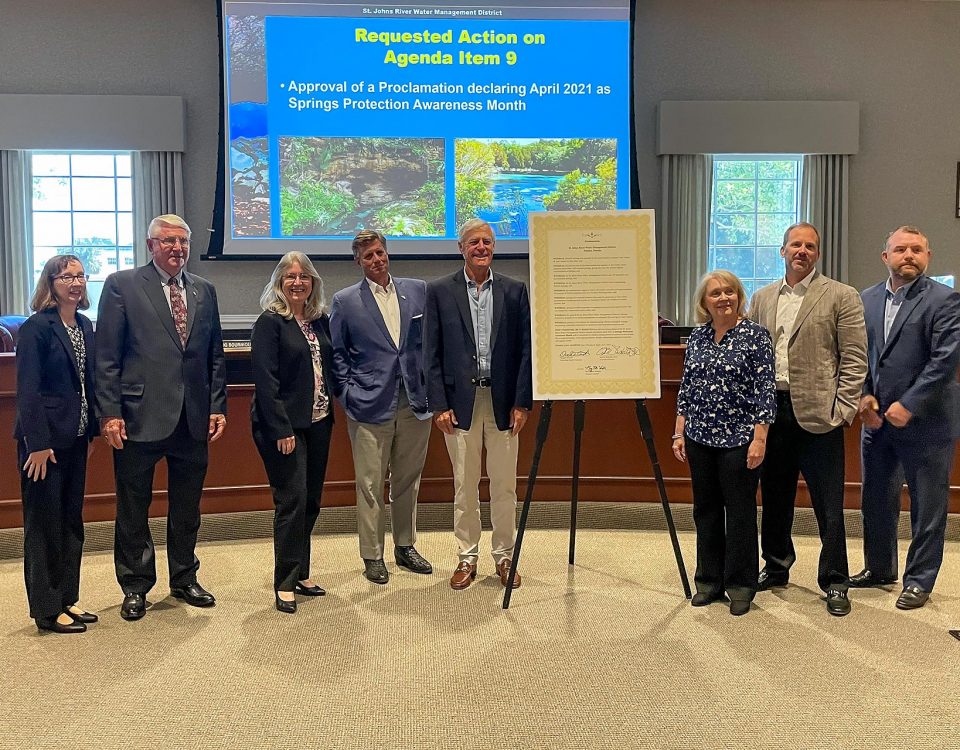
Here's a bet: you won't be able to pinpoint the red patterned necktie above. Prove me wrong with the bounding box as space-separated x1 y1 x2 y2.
168 277 188 346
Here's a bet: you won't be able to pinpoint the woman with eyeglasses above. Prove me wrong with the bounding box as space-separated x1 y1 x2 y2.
251 252 335 613
15 255 99 633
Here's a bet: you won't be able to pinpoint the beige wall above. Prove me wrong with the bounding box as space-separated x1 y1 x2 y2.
1 0 956 311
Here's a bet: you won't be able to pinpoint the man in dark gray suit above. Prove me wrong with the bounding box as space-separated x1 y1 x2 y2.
850 225 960 610
96 214 227 620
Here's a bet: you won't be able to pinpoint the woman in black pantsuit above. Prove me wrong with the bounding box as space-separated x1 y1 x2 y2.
251 251 334 613
15 255 99 633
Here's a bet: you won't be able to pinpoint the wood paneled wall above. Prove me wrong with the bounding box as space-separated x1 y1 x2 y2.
1 347 956 528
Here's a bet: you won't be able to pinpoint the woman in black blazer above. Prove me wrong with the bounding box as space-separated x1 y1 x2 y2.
15 255 99 633
251 251 335 613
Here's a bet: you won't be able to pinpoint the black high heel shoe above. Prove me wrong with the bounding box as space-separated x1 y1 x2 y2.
275 592 296 614
37 615 86 634
295 582 325 597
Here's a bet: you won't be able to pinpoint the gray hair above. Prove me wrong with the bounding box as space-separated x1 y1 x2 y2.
458 218 495 244
259 251 326 321
148 214 191 238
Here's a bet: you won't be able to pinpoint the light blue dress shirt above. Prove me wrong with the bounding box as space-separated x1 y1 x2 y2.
883 277 917 342
464 268 494 379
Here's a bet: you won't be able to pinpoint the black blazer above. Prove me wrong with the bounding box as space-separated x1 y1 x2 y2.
250 311 336 441
95 263 227 443
14 308 98 451
423 270 532 431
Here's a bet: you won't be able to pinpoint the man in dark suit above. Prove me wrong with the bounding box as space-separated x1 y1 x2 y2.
424 218 532 590
96 214 227 620
849 225 960 610
329 229 433 585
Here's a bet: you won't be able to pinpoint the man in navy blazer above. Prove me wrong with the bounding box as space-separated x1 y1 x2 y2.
329 229 433 584
850 225 960 610
96 214 227 620
424 218 532 590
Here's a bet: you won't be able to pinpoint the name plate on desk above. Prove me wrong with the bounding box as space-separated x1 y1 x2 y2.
529 209 661 400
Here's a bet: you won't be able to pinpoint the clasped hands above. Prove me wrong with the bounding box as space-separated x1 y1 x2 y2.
859 395 912 429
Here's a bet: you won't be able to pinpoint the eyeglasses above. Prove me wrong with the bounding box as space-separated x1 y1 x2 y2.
152 236 190 248
53 274 89 284
283 273 312 282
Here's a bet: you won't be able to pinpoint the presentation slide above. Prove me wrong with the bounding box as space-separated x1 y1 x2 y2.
215 1 634 259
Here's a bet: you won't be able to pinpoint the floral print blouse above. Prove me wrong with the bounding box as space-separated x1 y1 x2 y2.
676 319 776 448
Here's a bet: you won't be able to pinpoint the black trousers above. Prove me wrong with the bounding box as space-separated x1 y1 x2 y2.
253 416 332 591
19 436 88 620
686 438 760 602
760 391 849 592
113 409 208 594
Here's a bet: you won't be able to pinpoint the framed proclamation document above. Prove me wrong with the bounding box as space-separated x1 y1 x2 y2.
528 209 660 401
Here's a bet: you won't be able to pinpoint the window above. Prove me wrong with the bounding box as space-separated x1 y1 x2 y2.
31 152 134 315
708 156 802 299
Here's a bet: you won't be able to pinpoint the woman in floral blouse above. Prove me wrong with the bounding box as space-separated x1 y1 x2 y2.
673 270 776 616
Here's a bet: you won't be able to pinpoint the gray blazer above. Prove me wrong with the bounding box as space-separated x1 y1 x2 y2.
749 271 867 433
95 263 227 443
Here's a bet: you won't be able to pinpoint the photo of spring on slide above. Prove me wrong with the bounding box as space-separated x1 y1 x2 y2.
278 137 445 236
455 138 617 237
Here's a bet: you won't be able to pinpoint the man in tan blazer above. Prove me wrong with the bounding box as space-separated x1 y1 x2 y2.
749 222 867 616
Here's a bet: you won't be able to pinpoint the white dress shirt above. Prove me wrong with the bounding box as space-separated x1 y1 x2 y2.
366 275 400 347
774 268 816 389
152 261 188 315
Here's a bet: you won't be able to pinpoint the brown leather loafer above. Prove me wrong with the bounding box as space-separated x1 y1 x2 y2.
497 558 521 589
449 561 477 590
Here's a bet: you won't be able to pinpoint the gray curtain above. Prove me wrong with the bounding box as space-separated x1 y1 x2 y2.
801 153 850 282
0 150 31 315
658 154 713 325
132 151 185 265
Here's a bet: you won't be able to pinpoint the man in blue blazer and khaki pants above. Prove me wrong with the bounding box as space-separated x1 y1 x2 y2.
330 230 434 584
850 225 960 610
424 218 533 590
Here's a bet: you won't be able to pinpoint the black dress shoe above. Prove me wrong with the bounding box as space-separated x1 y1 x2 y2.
36 615 86 634
729 600 751 617
395 546 433 574
363 559 389 584
848 569 897 588
120 592 146 621
949 629 960 642
825 588 851 616
295 582 326 596
171 582 216 608
691 591 727 607
757 568 789 591
66 608 98 624
275 592 297 614
896 586 929 610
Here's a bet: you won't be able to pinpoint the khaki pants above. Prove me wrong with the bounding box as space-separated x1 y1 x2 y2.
347 390 431 560
444 388 519 566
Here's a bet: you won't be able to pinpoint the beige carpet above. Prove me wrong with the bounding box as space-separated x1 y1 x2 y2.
1 514 958 750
